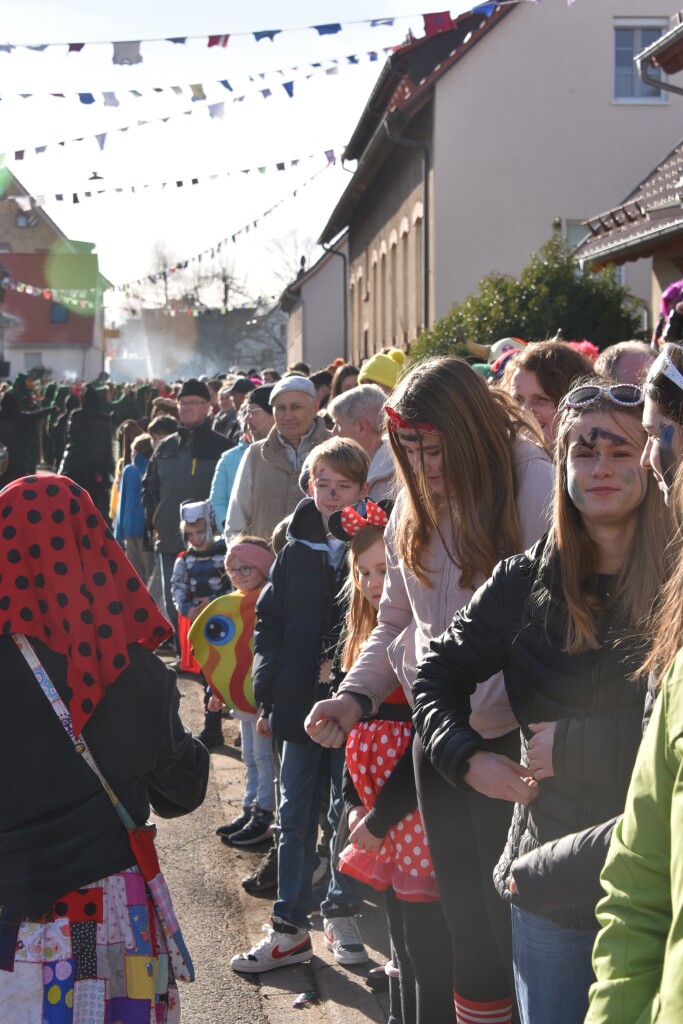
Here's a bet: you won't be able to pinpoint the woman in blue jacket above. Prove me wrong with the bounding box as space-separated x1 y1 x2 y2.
114 433 154 584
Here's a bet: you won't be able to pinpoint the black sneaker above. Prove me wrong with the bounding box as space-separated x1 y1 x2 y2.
216 808 252 839
228 806 274 847
241 843 278 895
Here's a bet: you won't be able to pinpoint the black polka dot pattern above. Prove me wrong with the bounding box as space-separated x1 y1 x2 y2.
0 475 172 735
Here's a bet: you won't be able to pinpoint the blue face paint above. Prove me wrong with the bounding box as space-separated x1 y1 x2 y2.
659 421 677 488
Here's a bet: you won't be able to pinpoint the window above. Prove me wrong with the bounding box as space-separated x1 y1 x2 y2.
614 21 666 101
50 302 69 324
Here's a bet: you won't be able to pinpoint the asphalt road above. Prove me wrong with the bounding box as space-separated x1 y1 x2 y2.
154 669 391 1024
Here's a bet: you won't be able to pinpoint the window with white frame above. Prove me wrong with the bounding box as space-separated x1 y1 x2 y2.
614 20 667 101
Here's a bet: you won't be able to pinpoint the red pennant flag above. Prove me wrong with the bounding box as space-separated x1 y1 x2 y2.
423 11 455 36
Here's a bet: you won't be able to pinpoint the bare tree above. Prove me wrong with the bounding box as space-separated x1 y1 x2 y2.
267 229 319 288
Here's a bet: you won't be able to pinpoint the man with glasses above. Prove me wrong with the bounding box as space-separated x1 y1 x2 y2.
142 379 232 650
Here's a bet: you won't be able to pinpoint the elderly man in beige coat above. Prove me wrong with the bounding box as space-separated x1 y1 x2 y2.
225 376 330 543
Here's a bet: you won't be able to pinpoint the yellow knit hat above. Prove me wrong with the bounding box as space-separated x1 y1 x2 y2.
385 347 406 366
358 352 402 390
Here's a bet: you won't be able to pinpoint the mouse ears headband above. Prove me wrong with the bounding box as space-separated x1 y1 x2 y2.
327 498 394 543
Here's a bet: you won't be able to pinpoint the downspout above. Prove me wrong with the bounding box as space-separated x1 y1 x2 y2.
383 120 430 329
638 55 683 96
321 242 348 360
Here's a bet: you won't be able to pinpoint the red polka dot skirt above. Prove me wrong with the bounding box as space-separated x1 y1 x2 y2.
340 708 439 903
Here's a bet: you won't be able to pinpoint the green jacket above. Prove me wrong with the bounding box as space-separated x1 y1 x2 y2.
587 651 683 1024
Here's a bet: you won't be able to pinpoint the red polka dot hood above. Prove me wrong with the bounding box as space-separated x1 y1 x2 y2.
0 474 173 735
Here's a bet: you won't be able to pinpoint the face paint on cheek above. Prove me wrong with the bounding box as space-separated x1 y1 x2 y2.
659 422 677 487
620 467 646 504
567 465 585 507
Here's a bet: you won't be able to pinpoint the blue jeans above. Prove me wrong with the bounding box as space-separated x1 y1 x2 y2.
511 906 596 1024
159 551 179 652
274 740 362 928
240 718 275 812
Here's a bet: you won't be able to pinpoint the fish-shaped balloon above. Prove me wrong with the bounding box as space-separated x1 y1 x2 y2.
188 588 259 714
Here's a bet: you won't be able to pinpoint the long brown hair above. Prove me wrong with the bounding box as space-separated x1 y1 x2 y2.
341 526 385 671
542 392 670 658
388 356 546 588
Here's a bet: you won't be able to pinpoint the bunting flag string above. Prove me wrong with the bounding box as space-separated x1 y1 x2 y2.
1 48 387 104
112 161 335 294
0 147 340 206
0 13 416 56
1 161 335 309
0 277 99 309
0 4 565 62
3 54 380 164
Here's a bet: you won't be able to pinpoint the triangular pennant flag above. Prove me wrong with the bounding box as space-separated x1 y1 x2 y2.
314 23 342 35
14 151 24 160
369 51 378 61
68 43 84 53
254 30 281 42
371 18 395 27
260 88 272 99
473 2 496 14
96 133 107 151
325 149 336 164
191 84 206 102
258 167 266 174
72 193 79 204
35 146 47 154
171 86 183 95
102 91 119 107
326 66 339 75
276 162 285 171
208 102 225 119
219 79 233 92
78 93 95 104
283 81 294 98
208 34 230 47
130 90 142 98
167 37 187 44
28 44 48 51
112 41 143 65
347 55 359 64
423 12 455 36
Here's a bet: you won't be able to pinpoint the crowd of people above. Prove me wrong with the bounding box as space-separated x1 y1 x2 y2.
1 319 683 1024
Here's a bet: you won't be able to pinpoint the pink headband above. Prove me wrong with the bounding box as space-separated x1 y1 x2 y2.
226 542 274 581
384 404 438 434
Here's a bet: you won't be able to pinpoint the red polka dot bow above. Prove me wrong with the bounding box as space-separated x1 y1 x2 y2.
339 500 389 537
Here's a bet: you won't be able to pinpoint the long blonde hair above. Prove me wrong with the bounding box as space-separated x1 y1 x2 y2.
388 356 546 588
540 394 670 659
341 526 385 671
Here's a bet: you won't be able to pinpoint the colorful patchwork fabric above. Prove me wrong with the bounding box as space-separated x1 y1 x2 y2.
0 869 181 1023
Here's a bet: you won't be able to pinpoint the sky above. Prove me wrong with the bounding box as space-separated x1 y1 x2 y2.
0 1 475 321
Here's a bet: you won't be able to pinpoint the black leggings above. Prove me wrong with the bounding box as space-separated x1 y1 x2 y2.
384 887 456 1024
414 731 520 1006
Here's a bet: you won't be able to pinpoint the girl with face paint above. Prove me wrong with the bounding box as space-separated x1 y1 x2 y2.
641 343 683 505
409 380 671 1024
587 354 683 1024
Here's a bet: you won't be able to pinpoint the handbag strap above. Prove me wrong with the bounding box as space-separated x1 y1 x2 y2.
13 633 136 832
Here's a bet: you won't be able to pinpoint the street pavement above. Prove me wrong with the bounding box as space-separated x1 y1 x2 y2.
155 667 391 1024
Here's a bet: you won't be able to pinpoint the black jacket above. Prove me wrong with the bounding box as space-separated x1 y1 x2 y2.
413 538 646 929
253 497 348 744
0 407 51 484
142 419 232 553
59 408 115 480
0 636 209 917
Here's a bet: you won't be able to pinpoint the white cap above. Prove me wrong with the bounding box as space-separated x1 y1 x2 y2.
269 376 316 403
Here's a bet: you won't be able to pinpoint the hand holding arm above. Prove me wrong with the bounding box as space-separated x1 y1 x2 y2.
527 721 557 780
305 693 364 748
464 750 538 805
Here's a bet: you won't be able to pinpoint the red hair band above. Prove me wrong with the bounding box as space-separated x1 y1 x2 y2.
384 405 438 433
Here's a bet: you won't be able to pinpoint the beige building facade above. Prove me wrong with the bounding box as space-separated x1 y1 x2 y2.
321 1 683 364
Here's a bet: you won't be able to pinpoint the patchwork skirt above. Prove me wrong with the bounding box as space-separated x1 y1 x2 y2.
0 867 180 1024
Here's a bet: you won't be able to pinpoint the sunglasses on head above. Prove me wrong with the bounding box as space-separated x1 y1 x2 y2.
646 345 683 393
563 384 643 410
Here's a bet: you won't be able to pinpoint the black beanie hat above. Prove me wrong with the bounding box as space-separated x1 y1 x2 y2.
178 378 210 401
248 385 274 413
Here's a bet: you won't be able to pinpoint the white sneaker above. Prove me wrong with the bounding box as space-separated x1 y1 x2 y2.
231 916 312 974
312 854 330 887
323 915 368 965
